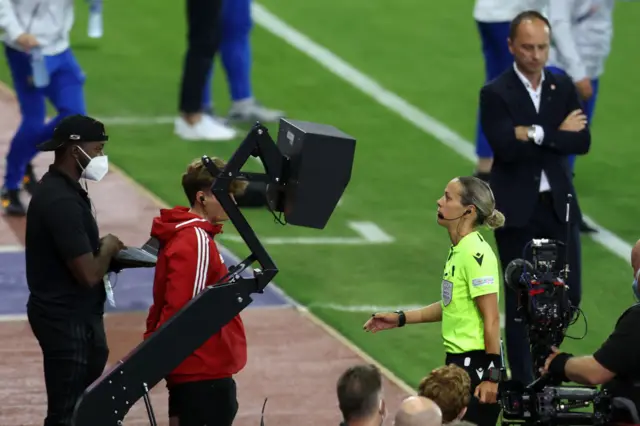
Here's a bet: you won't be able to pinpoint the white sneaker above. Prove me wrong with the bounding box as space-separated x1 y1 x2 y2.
174 115 237 141
88 11 103 39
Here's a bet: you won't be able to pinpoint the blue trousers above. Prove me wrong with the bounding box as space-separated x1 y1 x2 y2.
475 21 513 159
202 0 253 110
3 46 86 190
545 66 599 171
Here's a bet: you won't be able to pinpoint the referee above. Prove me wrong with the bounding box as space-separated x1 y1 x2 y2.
363 176 505 426
25 114 124 426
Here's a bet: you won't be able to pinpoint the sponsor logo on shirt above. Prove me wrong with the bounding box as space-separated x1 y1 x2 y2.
472 276 495 287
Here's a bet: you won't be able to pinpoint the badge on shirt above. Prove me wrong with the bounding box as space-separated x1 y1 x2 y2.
104 274 116 308
442 279 453 306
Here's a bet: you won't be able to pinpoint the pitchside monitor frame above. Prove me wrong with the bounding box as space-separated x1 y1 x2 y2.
71 120 355 426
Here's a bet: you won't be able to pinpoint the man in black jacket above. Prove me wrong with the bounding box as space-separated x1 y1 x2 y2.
26 115 125 426
479 10 591 386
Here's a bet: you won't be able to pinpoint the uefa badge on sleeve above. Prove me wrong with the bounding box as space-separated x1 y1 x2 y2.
442 279 453 306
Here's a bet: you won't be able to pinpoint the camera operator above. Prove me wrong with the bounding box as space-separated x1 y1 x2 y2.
540 238 640 424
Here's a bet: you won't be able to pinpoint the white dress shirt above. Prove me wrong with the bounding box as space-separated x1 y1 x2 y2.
512 63 551 193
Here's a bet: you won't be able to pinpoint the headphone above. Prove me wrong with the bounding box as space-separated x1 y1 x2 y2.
439 209 473 221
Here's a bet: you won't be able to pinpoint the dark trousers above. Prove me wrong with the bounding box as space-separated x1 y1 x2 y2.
446 350 502 426
179 0 224 113
168 377 238 426
28 309 109 426
494 191 582 386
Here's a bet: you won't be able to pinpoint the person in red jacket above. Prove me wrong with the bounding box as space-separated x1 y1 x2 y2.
144 156 249 426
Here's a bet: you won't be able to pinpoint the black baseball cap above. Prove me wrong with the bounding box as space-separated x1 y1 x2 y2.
37 114 109 152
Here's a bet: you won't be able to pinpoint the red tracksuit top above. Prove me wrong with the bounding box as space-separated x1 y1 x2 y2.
143 206 247 386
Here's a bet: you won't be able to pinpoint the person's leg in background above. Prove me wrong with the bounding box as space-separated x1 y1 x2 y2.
1 45 48 216
4 47 89 216
201 0 285 124
21 48 88 193
473 21 513 182
569 78 599 171
222 0 284 123
493 226 535 386
175 0 237 141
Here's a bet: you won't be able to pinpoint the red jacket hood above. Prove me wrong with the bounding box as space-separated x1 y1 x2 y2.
150 206 223 242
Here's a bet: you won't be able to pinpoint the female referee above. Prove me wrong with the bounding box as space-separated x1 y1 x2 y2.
363 176 505 426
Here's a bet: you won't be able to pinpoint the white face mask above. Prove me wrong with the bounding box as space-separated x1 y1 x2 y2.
77 146 109 182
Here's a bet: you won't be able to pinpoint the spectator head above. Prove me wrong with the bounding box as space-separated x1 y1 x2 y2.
393 396 442 426
181 157 248 224
418 364 471 423
508 10 551 78
337 364 386 425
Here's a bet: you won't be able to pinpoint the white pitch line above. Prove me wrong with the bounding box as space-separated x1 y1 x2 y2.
218 221 394 245
98 116 175 125
0 313 27 322
251 2 633 265
0 245 24 253
349 221 395 243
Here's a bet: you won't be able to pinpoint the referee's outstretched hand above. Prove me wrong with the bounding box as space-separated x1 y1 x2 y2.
363 313 399 333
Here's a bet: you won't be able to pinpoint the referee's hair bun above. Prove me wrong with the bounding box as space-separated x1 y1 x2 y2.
485 209 505 230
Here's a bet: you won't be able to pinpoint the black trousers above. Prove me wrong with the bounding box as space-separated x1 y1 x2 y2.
28 309 109 426
494 191 582 386
446 351 502 426
179 0 224 113
168 377 238 426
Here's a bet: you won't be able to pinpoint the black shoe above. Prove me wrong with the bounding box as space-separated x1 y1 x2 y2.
1 188 26 216
474 170 491 183
23 162 38 195
580 218 597 234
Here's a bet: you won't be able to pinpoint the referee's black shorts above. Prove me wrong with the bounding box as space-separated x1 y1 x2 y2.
446 350 502 426
28 308 109 426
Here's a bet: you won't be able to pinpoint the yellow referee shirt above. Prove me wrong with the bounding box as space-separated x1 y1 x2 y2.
440 231 500 354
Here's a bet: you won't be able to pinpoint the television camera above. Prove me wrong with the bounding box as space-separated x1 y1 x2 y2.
498 195 639 425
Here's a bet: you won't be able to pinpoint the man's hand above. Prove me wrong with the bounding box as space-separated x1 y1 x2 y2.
100 234 125 256
575 78 593 101
474 381 498 404
514 126 530 142
15 33 39 51
540 346 561 376
559 109 588 132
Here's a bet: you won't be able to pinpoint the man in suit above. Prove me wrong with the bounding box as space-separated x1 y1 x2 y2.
479 10 591 386
472 0 540 182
